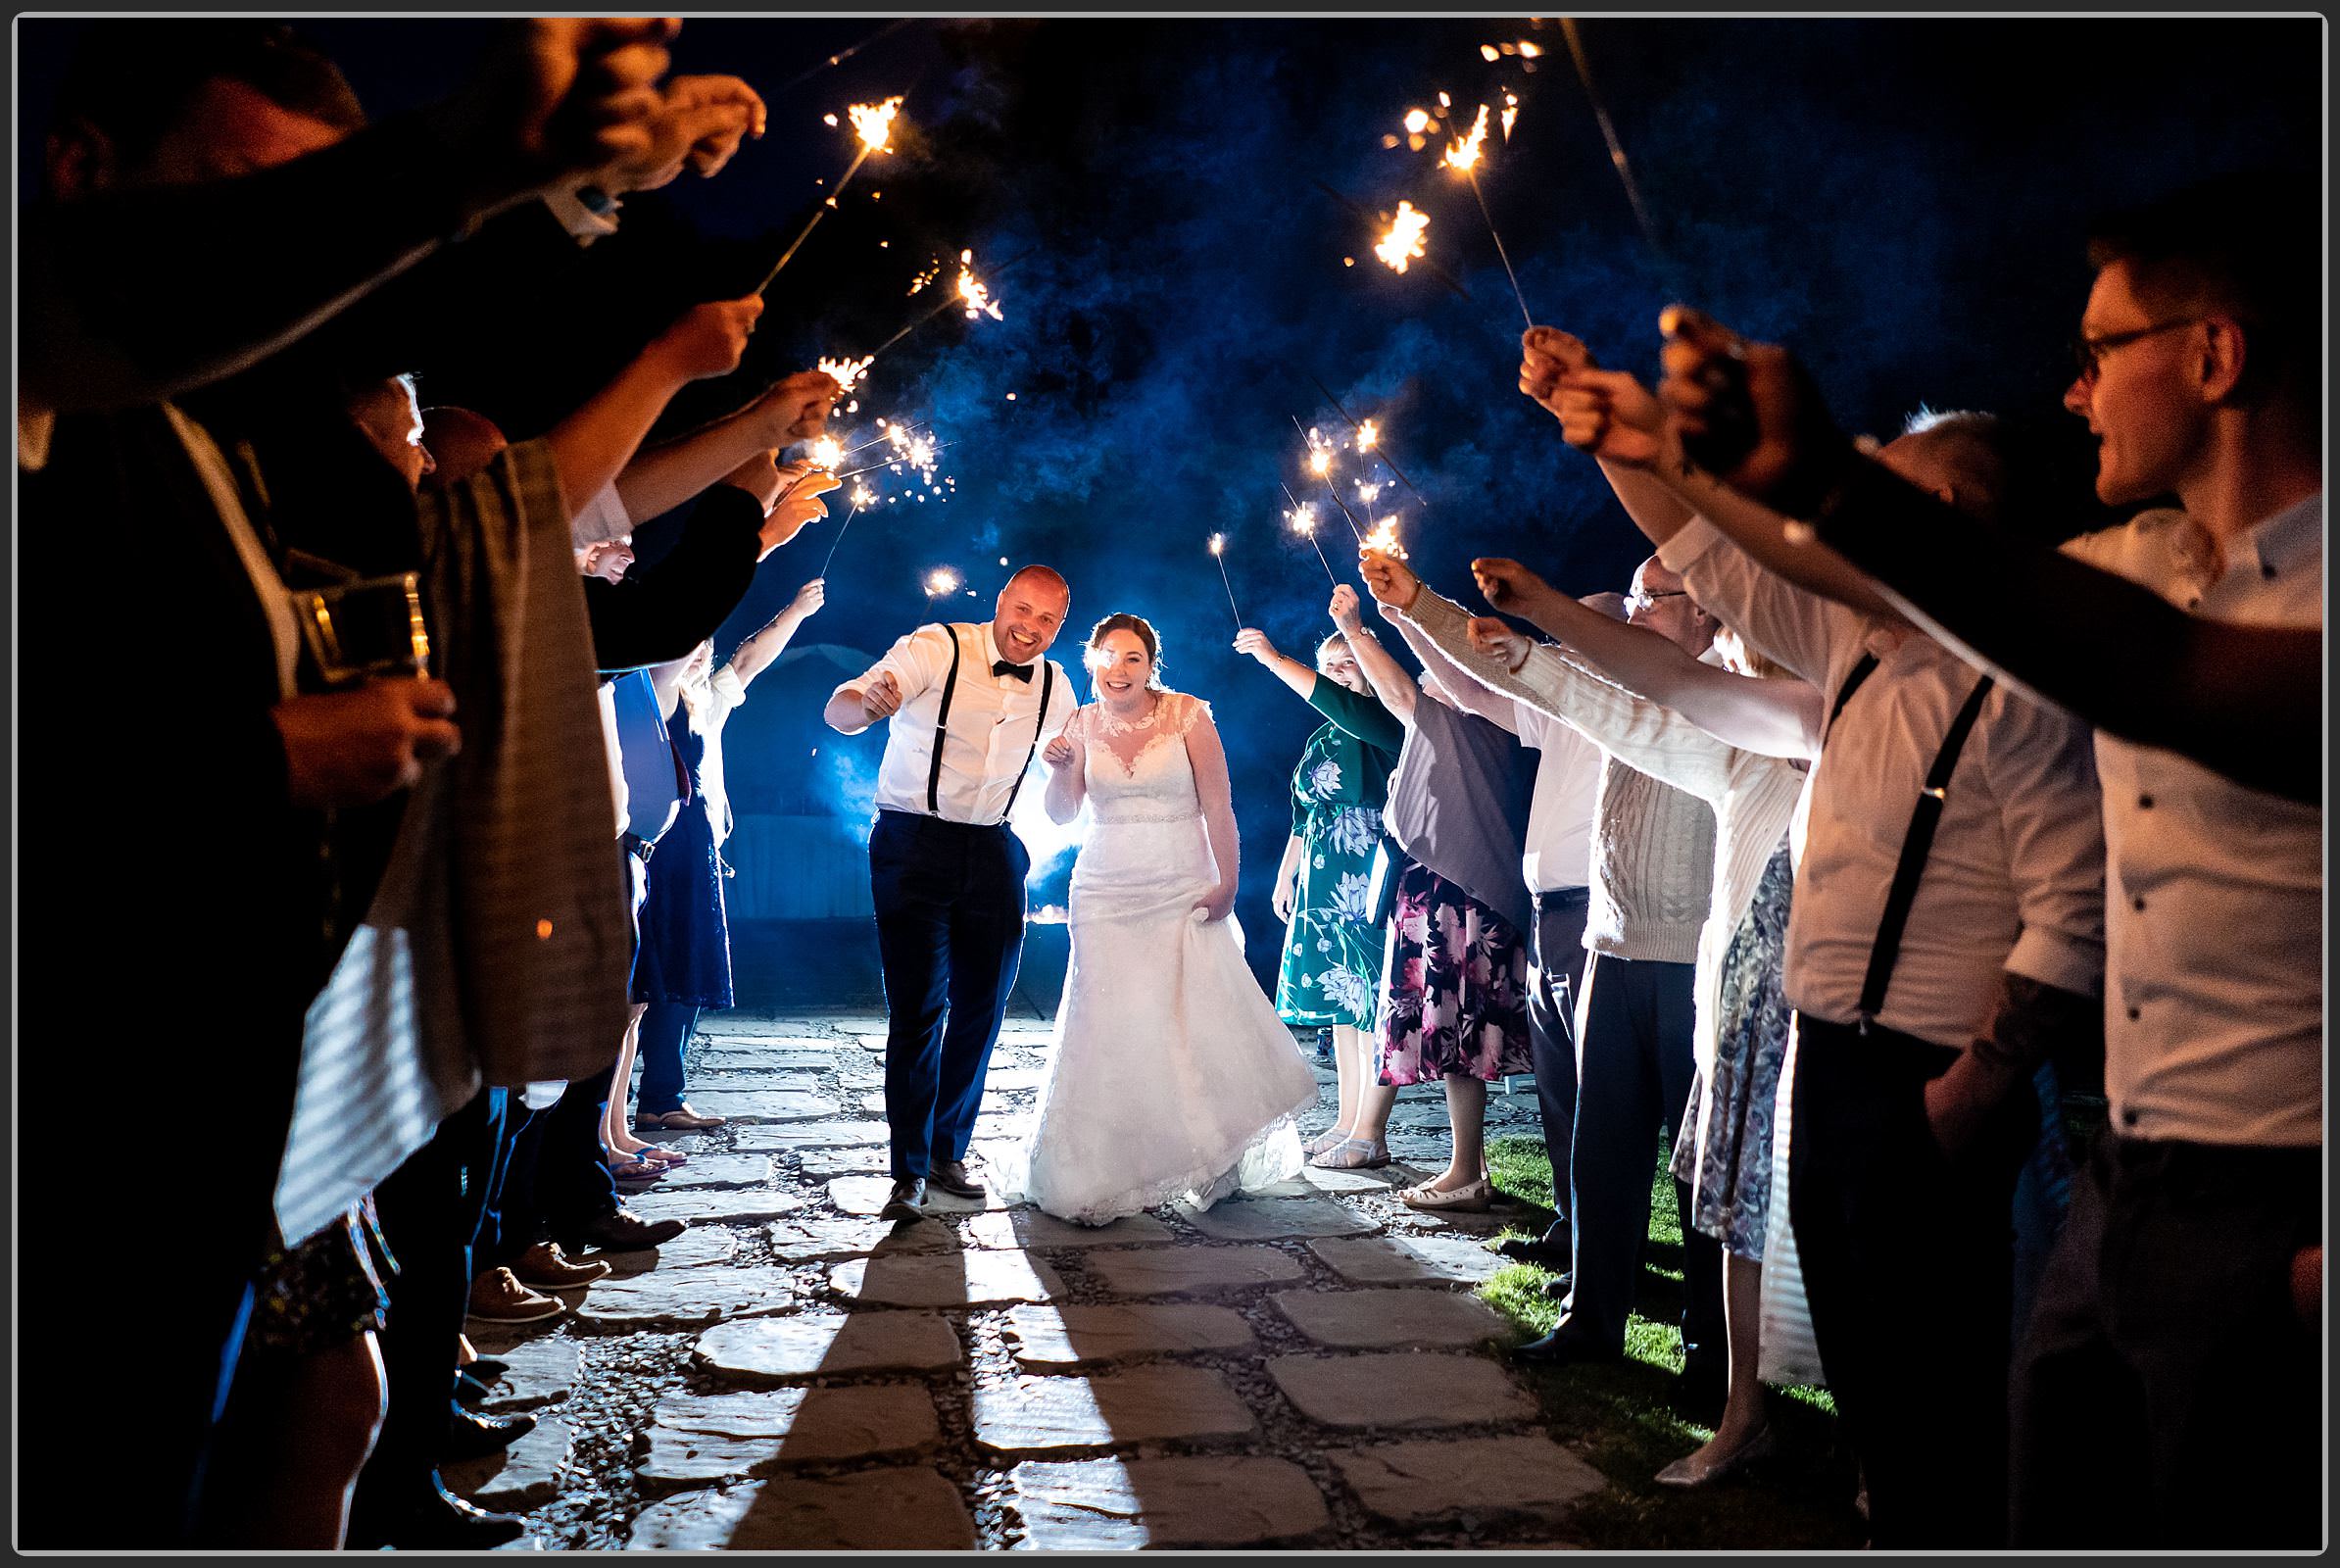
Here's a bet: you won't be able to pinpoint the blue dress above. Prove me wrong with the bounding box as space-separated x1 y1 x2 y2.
630 705 733 1008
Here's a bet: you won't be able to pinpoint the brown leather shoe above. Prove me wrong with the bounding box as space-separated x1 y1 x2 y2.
465 1267 565 1325
510 1240 613 1290
636 1104 727 1131
925 1159 984 1200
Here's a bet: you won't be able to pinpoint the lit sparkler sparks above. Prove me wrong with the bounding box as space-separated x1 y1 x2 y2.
759 96 908 293
1442 103 1491 172
1362 514 1408 561
1283 494 1339 585
864 250 1012 367
1292 416 1366 545
924 566 961 599
1373 200 1431 274
1436 100 1534 327
1355 480 1383 504
1208 534 1243 628
956 251 1004 320
849 96 903 152
1355 418 1380 453
816 356 873 393
1402 108 1432 135
807 435 845 470
1501 91 1521 141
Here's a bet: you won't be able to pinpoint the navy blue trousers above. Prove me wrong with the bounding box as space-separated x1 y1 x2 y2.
637 1000 700 1115
869 810 1027 1181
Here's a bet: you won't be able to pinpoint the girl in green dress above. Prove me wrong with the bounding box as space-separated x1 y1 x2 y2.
1235 620 1403 1163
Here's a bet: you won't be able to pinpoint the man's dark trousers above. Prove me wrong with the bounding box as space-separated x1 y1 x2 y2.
350 1086 508 1531
1527 887 1590 1241
2008 1134 2319 1549
1552 952 1724 1375
870 809 1028 1181
1789 1015 2031 1548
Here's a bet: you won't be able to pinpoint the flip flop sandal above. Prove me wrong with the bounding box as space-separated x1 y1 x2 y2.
607 1157 665 1182
637 1146 690 1165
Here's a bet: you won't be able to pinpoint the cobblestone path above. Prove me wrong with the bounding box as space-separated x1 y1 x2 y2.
452 1010 1609 1549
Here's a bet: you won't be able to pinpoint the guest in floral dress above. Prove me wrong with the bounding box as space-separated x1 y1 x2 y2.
1235 623 1401 1163
1674 839 1793 1259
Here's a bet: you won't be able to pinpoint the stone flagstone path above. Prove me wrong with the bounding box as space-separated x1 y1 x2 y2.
457 1010 1608 1549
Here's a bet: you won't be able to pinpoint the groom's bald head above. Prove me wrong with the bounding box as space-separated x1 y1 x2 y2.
1003 564 1069 604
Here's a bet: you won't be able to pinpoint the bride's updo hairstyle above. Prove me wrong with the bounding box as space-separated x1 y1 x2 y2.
1086 612 1167 693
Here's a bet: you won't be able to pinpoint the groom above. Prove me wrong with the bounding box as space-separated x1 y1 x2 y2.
824 565 1076 1221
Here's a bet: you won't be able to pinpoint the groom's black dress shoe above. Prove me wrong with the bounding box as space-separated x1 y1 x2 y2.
926 1159 984 1200
881 1177 927 1223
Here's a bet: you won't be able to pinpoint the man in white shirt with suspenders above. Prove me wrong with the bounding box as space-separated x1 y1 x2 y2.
826 566 1076 1220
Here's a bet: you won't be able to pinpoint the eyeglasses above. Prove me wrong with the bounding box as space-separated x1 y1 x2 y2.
1626 588 1688 612
2070 318 2202 380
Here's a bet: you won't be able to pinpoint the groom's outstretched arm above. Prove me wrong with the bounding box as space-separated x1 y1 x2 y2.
826 626 946 734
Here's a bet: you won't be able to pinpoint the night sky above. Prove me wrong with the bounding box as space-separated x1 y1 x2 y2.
20 17 2318 983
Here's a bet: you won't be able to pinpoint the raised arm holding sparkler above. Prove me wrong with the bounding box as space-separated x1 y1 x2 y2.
612 367 843 525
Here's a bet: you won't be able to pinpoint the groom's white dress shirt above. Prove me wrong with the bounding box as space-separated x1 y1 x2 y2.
839 620 1074 826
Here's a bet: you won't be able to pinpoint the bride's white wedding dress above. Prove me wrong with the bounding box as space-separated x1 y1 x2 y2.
1001 690 1317 1225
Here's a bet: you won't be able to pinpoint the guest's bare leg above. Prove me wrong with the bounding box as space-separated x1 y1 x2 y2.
1428 1073 1488 1192
1659 1251 1774 1484
605 1006 649 1156
232 1332 388 1547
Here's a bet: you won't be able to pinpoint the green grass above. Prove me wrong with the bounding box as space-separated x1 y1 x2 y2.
1477 1135 1864 1550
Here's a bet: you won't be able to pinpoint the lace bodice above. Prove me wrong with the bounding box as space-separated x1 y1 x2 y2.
1072 690 1212 824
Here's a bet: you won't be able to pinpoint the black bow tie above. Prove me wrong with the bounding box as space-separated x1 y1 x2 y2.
992 659 1034 683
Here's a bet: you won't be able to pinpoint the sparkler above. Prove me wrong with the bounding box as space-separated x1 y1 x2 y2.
923 566 961 599
806 434 846 471
757 96 905 294
818 481 878 575
1310 180 1472 301
1442 103 1535 328
1374 200 1431 273
860 251 1017 369
833 437 960 484
1279 484 1340 585
1291 414 1366 544
1362 514 1409 561
816 355 874 393
1305 372 1430 507
1559 19 1668 265
1208 534 1243 628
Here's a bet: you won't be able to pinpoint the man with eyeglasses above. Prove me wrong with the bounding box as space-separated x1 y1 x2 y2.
2007 172 2322 1550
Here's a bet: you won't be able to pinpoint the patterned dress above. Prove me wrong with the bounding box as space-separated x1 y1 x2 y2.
1377 863 1533 1085
1674 837 1793 1260
1273 708 1395 1031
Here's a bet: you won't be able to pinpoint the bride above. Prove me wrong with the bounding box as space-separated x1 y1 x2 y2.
1000 612 1317 1225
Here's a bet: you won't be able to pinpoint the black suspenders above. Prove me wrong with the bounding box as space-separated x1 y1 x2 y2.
925 624 962 815
1820 650 1998 1027
922 623 1054 824
999 662 1053 823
